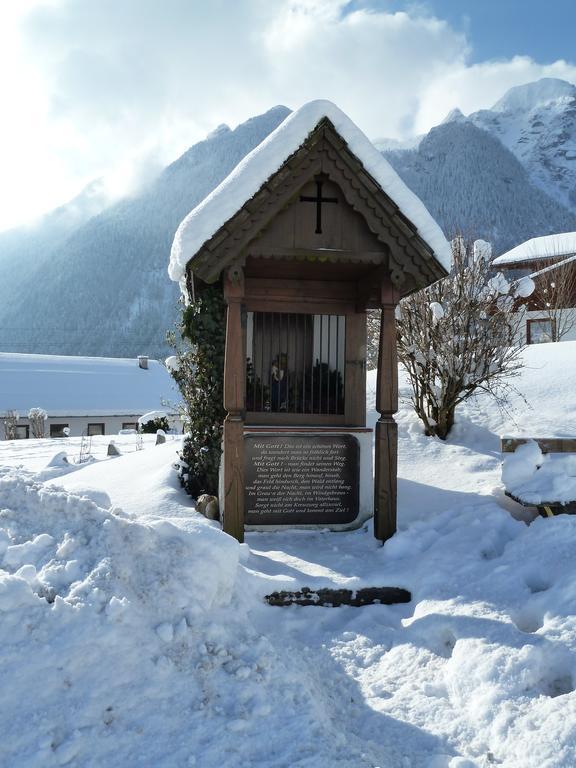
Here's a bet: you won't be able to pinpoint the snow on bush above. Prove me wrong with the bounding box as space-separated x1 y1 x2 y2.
473 239 492 261
429 301 445 322
165 355 180 373
28 407 48 438
487 271 510 296
138 410 168 426
28 407 47 420
514 275 535 298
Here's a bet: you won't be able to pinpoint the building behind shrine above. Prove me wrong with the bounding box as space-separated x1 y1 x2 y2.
0 353 178 439
493 232 576 344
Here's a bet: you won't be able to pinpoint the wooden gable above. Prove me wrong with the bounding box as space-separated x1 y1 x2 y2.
184 118 447 296
249 175 386 261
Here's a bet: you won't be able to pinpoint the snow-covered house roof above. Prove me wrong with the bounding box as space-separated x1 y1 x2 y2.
493 232 576 267
169 100 451 286
0 354 178 418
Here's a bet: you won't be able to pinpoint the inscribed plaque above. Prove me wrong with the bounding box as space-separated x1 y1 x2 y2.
245 433 360 525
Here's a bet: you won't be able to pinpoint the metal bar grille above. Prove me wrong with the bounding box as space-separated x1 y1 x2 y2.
246 311 345 415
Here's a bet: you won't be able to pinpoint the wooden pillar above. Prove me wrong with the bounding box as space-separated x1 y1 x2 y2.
222 266 246 543
374 284 399 542
344 312 367 426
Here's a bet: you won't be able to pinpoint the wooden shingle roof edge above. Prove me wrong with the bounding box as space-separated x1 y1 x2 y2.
169 100 452 287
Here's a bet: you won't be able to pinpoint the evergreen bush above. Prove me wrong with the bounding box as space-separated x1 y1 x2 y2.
139 416 170 434
169 283 226 498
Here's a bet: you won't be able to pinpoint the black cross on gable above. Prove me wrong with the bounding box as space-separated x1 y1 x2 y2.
299 173 338 234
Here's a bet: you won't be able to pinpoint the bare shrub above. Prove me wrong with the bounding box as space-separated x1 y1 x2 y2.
28 407 48 438
2 410 19 440
397 238 526 439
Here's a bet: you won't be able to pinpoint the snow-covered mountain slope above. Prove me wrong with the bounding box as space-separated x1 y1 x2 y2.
446 78 576 214
0 179 113 329
384 120 576 254
0 106 290 359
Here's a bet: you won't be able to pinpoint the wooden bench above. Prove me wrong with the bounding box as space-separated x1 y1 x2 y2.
501 437 576 517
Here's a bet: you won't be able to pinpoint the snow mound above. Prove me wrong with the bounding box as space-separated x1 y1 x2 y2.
504 447 576 506
0 466 238 615
0 466 242 765
502 440 544 489
169 99 451 283
1 463 394 767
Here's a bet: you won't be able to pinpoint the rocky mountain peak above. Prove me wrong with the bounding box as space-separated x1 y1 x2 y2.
441 107 466 124
492 77 576 113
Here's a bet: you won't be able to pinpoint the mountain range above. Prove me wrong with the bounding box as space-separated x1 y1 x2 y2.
0 107 290 359
1 78 576 359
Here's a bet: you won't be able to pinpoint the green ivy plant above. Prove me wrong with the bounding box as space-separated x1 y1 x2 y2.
169 282 227 498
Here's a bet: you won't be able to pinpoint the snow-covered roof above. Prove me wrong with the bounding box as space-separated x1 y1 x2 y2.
493 232 576 266
0 353 179 418
169 100 451 283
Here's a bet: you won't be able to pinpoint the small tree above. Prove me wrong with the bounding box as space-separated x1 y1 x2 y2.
2 410 19 440
397 238 528 439
28 407 48 438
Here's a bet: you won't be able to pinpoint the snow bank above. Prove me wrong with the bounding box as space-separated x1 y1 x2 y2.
1 455 403 767
0 465 242 766
169 99 451 283
504 448 576 505
47 441 192 520
502 440 544 489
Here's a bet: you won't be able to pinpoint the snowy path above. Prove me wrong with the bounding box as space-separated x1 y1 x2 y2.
242 498 576 768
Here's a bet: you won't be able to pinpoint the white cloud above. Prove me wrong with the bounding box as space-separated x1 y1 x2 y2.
415 56 576 133
0 0 574 231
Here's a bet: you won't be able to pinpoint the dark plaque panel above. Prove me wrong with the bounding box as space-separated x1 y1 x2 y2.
245 434 360 526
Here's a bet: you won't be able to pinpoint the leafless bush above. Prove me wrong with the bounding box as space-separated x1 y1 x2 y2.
2 410 19 440
397 238 526 439
28 407 48 438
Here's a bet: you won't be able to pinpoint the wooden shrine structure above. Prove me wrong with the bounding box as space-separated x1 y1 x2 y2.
172 103 449 543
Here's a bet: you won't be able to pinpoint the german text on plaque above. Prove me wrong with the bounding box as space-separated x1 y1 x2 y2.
244 434 360 526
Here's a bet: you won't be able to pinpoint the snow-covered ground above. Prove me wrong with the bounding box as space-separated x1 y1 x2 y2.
1 343 576 767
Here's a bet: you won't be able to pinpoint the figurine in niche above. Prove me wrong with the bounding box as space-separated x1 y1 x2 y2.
270 353 288 411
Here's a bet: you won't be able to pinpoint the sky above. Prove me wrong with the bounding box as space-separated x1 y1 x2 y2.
1 0 576 232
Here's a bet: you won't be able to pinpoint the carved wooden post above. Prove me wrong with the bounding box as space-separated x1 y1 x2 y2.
222 265 246 543
374 284 399 542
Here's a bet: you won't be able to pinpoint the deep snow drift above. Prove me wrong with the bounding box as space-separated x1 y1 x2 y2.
1 342 576 767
